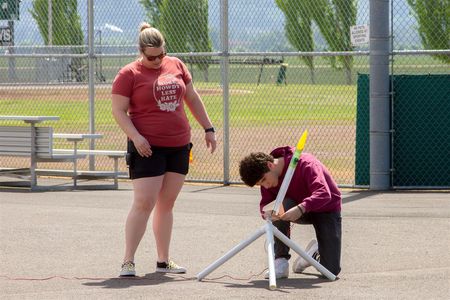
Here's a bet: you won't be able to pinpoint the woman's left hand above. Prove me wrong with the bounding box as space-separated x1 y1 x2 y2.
205 132 217 153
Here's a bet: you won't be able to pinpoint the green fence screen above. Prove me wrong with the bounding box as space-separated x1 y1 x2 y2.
355 74 450 187
355 74 370 185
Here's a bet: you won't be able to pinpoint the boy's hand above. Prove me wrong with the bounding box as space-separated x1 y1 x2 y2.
280 205 303 222
262 210 281 221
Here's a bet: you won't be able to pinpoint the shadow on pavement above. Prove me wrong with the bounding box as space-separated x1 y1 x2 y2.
201 272 334 291
82 273 195 289
223 277 332 291
342 189 450 205
342 191 379 204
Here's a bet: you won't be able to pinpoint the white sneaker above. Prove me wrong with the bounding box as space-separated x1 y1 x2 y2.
292 239 319 273
155 260 187 274
119 261 136 277
264 257 289 279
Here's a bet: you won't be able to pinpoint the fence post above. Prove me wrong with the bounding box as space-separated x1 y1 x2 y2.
369 0 391 190
7 20 16 82
88 0 96 170
220 0 230 185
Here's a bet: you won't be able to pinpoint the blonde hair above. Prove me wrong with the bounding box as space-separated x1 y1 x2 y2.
138 22 165 50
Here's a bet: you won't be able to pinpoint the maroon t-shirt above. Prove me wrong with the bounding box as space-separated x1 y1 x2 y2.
112 56 192 147
260 146 341 215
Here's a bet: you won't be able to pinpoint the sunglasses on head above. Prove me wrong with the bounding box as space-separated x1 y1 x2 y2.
142 51 166 62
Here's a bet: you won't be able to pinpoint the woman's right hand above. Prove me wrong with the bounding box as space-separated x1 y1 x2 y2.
132 135 152 157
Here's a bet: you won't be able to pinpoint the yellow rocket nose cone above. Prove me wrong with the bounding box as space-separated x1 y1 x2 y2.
296 129 308 151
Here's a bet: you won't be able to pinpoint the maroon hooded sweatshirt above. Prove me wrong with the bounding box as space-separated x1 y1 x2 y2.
260 146 341 216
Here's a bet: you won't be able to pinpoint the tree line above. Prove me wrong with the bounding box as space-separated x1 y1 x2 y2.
29 0 449 83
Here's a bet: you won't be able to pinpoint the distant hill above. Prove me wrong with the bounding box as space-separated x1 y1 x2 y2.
3 0 420 51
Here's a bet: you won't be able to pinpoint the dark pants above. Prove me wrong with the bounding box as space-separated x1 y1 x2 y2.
273 198 342 276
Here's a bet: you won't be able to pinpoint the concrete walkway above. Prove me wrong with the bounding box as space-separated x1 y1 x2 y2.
1 182 449 299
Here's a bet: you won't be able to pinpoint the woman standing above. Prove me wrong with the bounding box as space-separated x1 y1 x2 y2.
112 22 216 276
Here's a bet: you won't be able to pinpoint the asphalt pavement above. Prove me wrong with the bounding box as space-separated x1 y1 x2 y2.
1 181 449 299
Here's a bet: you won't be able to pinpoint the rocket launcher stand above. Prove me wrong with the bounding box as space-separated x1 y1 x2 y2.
196 131 336 289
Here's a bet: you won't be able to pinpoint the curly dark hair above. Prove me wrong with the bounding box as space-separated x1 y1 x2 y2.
239 152 274 187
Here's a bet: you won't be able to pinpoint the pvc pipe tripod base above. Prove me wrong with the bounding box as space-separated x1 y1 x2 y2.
196 225 266 281
272 226 336 281
265 222 277 289
196 222 336 289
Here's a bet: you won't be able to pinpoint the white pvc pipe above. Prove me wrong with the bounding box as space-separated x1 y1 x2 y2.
272 130 308 214
272 167 295 214
265 222 277 290
272 226 336 280
196 226 266 281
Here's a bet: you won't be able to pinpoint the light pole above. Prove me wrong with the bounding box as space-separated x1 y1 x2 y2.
94 23 123 82
94 29 105 82
48 0 52 45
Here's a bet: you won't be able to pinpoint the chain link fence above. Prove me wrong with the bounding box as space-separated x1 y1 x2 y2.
0 0 449 187
391 0 450 188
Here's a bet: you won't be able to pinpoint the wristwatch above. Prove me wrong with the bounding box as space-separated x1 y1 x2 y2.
204 127 215 133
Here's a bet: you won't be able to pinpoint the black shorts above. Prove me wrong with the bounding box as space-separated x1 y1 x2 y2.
126 141 192 179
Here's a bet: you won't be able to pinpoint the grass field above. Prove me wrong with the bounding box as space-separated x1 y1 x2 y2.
2 53 446 184
0 82 357 184
0 82 356 129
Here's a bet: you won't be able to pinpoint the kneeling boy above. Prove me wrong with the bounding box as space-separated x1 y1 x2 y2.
239 146 342 278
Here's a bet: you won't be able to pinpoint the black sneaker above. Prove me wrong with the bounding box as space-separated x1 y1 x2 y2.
155 260 187 274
